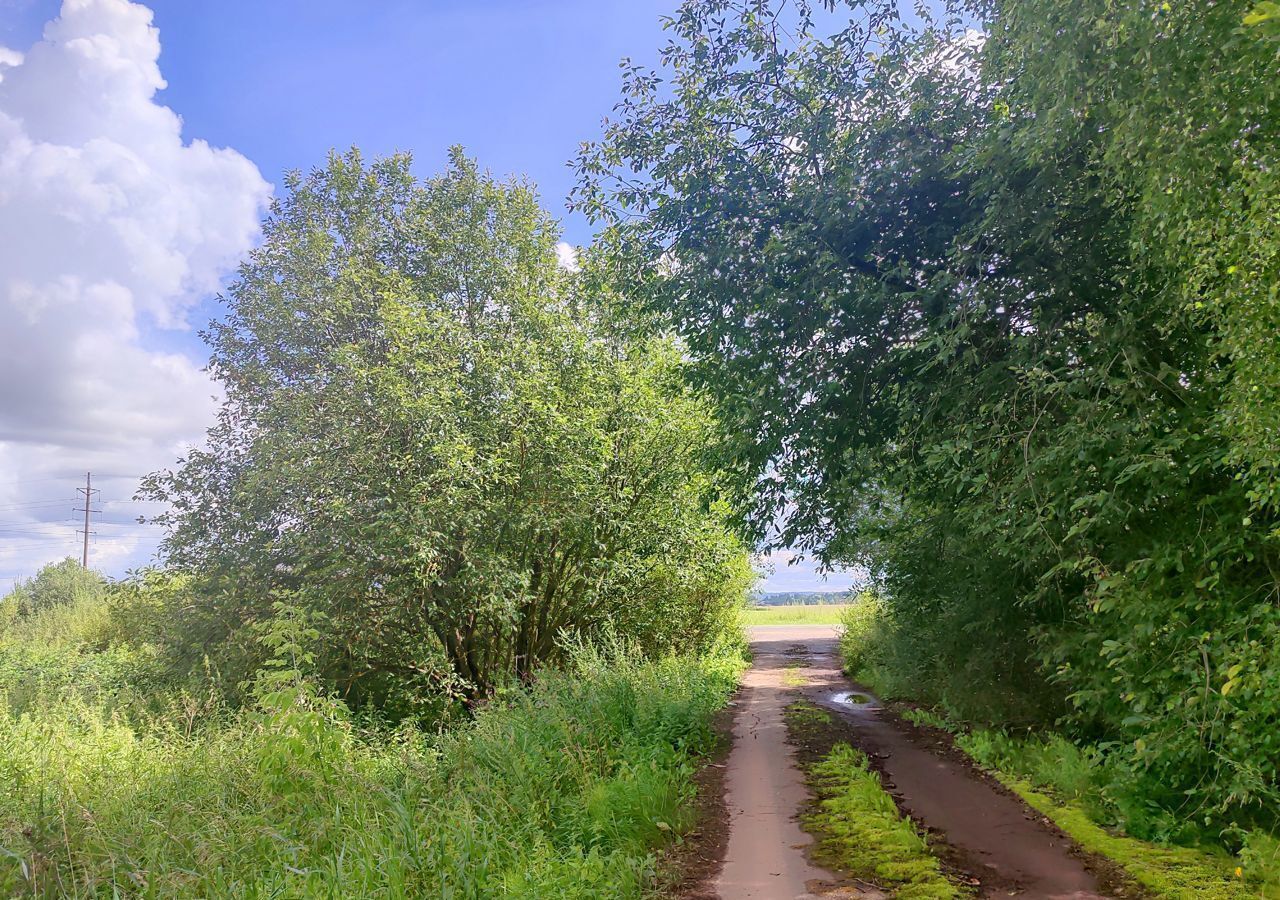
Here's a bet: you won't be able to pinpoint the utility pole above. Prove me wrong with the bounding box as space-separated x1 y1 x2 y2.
76 471 99 568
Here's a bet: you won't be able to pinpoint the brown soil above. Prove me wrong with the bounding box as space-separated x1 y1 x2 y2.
677 625 1147 899
709 629 873 898
876 699 1149 900
667 701 735 899
784 689 983 894
774 625 1120 899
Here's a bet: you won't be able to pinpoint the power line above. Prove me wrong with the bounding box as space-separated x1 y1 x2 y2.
0 474 148 487
0 516 156 526
0 499 71 512
0 541 80 553
0 496 149 512
0 529 78 539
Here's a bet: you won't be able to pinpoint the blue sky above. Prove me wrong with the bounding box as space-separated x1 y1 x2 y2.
5 0 672 247
1 0 678 363
0 0 856 592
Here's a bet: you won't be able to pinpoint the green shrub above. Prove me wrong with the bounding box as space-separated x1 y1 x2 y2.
0 559 107 626
838 595 1052 726
0 627 744 898
141 151 753 709
0 571 184 720
954 725 1280 895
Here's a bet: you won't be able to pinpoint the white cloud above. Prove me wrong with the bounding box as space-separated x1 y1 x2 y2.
754 548 865 593
0 0 270 583
554 240 580 272
0 48 21 74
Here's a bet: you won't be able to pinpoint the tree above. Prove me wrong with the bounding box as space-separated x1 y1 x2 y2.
144 149 751 711
0 558 107 624
576 0 1280 829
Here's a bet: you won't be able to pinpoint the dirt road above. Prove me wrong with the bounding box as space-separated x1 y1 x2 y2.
710 625 1110 900
712 626 857 899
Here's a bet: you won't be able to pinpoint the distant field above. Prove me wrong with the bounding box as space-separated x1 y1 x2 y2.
741 604 850 626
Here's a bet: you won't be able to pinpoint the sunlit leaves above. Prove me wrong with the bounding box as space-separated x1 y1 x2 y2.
144 150 750 710
579 0 1280 830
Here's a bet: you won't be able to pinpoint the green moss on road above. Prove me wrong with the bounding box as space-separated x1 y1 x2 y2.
987 774 1261 900
786 703 962 899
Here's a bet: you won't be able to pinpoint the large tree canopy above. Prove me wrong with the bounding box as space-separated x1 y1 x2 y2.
576 0 1280 832
144 150 751 711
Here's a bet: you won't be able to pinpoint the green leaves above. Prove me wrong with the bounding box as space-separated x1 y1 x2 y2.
1244 2 1280 28
145 149 750 713
580 0 1280 834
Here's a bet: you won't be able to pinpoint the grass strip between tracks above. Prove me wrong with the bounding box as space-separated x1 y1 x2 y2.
786 702 963 899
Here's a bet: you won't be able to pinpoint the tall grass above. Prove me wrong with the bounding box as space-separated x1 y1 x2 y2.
957 731 1276 898
0 625 744 898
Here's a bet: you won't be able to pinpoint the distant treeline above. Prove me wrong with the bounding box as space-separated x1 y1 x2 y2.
751 591 850 607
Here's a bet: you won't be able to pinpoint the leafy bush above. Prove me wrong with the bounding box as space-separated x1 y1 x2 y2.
0 558 107 628
141 149 751 709
839 595 1053 725
0 568 175 719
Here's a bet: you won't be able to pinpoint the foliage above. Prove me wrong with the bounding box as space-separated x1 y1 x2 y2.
897 706 954 734
0 558 107 627
0 616 745 898
752 591 851 606
840 595 1054 725
876 701 1280 894
576 0 1280 835
786 703 960 898
958 726 1280 895
142 148 751 710
972 766 1267 898
0 567 176 719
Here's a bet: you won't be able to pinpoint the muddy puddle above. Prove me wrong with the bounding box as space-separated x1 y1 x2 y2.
829 690 878 708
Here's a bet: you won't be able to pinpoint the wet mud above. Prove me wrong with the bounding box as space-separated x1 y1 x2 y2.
708 626 1121 900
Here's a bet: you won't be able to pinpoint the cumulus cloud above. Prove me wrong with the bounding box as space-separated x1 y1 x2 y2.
554 240 580 272
753 547 866 593
0 0 270 583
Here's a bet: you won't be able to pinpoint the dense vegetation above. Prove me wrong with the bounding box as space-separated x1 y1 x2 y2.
6 0 1279 891
578 0 1279 856
752 591 850 606
0 582 744 897
139 149 750 715
1 150 753 895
